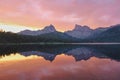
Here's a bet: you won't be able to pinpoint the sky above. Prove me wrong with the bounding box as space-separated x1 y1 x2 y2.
0 0 120 32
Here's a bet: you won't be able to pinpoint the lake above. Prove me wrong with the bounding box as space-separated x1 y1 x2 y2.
0 44 120 80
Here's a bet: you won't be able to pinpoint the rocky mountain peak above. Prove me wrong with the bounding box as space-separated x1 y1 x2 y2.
43 24 56 32
74 24 91 31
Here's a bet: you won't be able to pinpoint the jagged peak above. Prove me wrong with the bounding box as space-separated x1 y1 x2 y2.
43 24 56 32
74 24 91 31
75 24 82 28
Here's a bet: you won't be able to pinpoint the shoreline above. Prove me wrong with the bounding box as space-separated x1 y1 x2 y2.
0 42 120 45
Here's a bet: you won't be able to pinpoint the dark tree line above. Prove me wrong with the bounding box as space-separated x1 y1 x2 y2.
0 31 80 43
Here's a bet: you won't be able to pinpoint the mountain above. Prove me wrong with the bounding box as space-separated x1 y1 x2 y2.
65 24 93 39
36 31 80 42
1 24 120 43
19 24 56 35
18 24 109 40
92 24 120 42
18 24 80 42
65 24 110 39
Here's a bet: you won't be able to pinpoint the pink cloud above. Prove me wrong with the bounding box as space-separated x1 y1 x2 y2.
0 0 120 31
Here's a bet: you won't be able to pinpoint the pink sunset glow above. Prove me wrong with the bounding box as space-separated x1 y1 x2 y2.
0 0 120 32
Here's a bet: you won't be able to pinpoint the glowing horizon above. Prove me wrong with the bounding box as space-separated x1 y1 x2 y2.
0 23 37 33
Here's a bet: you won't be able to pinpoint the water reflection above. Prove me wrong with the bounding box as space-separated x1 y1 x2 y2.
0 45 120 80
0 54 120 80
0 45 120 61
0 54 40 61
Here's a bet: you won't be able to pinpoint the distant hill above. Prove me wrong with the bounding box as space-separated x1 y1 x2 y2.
91 24 120 42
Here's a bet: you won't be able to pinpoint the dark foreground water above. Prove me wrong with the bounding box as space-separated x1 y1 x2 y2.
0 44 120 80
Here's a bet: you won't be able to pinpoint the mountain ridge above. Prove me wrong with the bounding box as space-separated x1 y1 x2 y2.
0 24 120 43
18 24 120 42
18 24 116 39
19 24 56 36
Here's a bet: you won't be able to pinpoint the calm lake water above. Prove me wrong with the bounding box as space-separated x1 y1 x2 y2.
0 44 120 80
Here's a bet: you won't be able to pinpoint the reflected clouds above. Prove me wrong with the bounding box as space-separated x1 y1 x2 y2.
0 55 120 80
0 45 120 80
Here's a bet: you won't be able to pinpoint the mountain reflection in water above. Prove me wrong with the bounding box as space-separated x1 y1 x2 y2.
0 44 120 80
